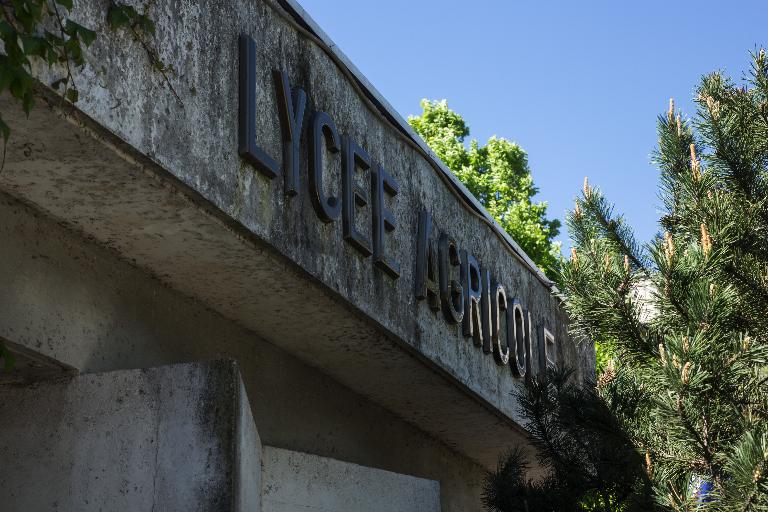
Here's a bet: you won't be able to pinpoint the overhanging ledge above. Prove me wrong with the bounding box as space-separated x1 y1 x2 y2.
0 0 590 470
0 93 534 469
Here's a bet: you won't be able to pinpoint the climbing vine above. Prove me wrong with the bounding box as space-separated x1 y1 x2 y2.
0 0 169 371
0 0 93 139
106 1 178 102
0 341 14 372
0 0 170 143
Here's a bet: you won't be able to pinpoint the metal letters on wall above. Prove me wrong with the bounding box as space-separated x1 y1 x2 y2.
415 211 554 379
238 34 553 380
239 34 399 280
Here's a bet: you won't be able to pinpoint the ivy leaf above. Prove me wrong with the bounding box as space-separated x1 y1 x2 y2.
9 73 25 99
21 35 48 58
12 1 37 33
65 20 96 46
0 342 15 372
55 0 73 10
0 60 12 92
64 36 84 66
25 0 43 20
0 20 15 39
21 91 35 115
45 45 60 65
44 30 64 46
106 3 155 35
79 26 96 46
3 352 14 372
65 87 79 103
106 4 131 29
137 15 156 36
7 69 35 114
0 115 10 142
64 19 78 36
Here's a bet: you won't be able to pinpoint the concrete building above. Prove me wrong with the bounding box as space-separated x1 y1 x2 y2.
0 1 593 510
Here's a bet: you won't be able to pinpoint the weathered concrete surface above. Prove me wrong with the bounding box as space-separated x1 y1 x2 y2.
2 0 591 443
0 192 486 512
262 446 441 512
0 360 261 512
0 0 594 502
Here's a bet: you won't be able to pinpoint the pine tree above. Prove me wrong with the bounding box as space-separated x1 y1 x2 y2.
484 50 768 511
482 368 654 511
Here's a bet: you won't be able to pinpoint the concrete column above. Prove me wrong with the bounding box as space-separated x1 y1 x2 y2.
0 360 261 512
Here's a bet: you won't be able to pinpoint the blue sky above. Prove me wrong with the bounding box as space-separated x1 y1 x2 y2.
298 0 766 252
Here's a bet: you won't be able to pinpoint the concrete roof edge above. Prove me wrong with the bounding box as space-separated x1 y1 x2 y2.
275 0 555 289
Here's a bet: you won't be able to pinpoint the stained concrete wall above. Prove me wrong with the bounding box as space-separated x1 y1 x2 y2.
0 0 594 508
0 192 484 511
0 360 260 512
18 0 592 417
262 447 441 512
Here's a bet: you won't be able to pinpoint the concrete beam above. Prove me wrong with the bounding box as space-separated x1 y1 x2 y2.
0 88 542 469
0 0 593 469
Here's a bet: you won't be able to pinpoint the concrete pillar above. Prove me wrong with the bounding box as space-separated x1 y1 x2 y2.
0 360 261 512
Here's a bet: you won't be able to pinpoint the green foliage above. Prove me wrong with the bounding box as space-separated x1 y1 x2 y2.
106 3 154 34
594 341 612 376
106 2 177 102
557 50 768 510
0 0 167 371
0 340 15 373
0 0 96 369
483 367 654 511
0 0 97 141
408 99 561 275
0 0 168 147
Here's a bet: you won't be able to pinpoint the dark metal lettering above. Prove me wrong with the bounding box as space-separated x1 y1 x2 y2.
480 268 493 353
491 282 510 365
309 111 342 222
372 164 400 278
342 137 372 256
238 35 280 178
543 327 556 369
461 251 483 346
524 309 534 382
438 233 464 324
415 210 440 312
274 70 307 196
509 299 527 377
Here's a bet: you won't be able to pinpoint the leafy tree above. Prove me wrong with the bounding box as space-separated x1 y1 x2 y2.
484 50 768 511
409 99 561 275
